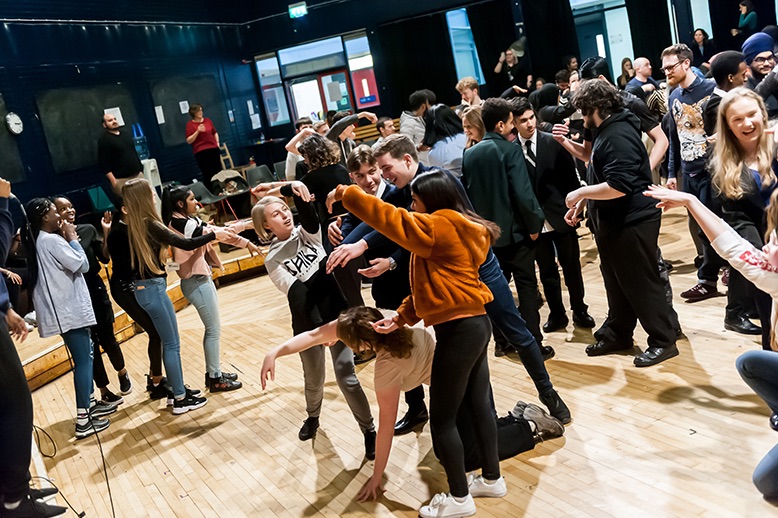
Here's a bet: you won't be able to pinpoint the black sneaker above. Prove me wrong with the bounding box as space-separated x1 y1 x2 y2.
29 487 58 501
364 430 376 460
298 417 319 441
204 372 238 388
172 393 207 415
75 416 110 439
100 390 123 405
146 374 167 392
89 399 119 418
118 372 132 395
538 388 571 425
1 494 67 517
206 374 242 392
166 387 203 407
149 382 169 401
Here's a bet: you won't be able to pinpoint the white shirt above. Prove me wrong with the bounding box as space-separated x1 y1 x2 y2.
518 132 554 233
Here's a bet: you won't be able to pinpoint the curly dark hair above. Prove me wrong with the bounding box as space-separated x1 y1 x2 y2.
336 306 415 359
298 133 341 170
572 78 624 119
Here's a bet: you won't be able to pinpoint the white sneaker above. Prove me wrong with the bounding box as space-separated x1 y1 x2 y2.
419 493 476 518
467 474 507 498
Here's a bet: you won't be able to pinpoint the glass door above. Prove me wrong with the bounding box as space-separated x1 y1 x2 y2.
319 70 353 113
288 76 325 121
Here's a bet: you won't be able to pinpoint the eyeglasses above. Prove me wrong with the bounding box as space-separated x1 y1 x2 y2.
661 61 684 75
754 54 776 64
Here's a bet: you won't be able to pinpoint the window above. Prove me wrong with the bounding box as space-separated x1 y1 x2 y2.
446 9 485 84
344 32 381 109
256 54 291 127
278 36 347 78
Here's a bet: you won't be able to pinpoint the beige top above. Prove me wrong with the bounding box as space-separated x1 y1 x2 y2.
373 311 436 392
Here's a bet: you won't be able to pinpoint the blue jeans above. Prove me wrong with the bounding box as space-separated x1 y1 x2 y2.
134 277 186 398
480 249 553 394
61 327 94 410
736 350 778 497
180 275 222 378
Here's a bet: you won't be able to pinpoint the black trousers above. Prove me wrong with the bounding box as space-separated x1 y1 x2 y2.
194 147 223 191
683 173 725 283
432 402 535 473
110 279 163 377
593 218 676 349
0 319 33 502
430 315 499 497
535 230 587 317
493 241 542 344
88 277 125 389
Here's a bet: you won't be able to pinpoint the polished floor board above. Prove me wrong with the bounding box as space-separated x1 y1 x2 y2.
29 209 777 517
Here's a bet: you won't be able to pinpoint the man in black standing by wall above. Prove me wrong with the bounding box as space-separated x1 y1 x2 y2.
97 113 143 195
565 79 678 367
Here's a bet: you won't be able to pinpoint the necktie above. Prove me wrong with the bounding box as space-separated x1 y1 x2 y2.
525 140 536 168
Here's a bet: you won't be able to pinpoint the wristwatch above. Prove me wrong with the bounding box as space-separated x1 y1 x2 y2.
388 257 397 271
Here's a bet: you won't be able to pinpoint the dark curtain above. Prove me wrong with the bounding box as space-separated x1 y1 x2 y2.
375 13 459 114
467 0 518 97
625 0 672 70
520 0 579 82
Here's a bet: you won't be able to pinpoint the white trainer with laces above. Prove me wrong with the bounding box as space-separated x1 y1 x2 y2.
467 474 507 498
418 492 476 518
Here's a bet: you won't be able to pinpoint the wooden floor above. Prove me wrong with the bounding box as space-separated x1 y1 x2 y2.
29 208 778 517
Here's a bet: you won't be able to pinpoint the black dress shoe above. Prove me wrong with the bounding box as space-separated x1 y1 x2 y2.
572 311 596 328
541 345 555 361
538 388 571 424
298 416 319 441
394 409 429 436
494 342 513 357
771 413 778 432
724 315 762 335
542 315 569 333
633 345 679 367
585 340 633 356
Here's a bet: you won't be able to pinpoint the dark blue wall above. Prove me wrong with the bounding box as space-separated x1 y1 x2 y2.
0 19 259 202
0 0 522 202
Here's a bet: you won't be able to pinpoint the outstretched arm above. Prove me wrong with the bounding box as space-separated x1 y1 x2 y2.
357 386 402 502
260 320 339 389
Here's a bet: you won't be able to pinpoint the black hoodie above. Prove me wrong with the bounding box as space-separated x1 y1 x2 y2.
587 109 660 235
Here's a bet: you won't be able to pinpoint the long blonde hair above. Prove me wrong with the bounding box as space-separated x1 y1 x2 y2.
122 178 166 276
711 88 776 199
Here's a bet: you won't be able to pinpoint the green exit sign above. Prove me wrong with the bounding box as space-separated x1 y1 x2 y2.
289 2 308 18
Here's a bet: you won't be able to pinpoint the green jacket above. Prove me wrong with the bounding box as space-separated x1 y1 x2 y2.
461 132 544 248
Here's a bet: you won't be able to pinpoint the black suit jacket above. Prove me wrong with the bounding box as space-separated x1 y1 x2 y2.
523 131 582 233
718 167 776 248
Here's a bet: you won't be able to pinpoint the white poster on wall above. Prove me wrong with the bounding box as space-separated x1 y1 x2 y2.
154 106 165 125
103 107 125 126
179 100 190 114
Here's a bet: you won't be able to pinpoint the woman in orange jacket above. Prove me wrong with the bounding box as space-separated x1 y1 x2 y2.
332 169 506 518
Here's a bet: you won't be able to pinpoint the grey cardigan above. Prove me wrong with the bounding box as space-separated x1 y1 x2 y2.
32 232 96 338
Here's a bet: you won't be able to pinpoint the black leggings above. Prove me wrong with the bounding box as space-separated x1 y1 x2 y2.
110 279 163 377
0 320 33 502
88 277 126 389
430 315 499 497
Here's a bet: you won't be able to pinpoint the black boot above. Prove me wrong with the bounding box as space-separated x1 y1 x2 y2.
394 408 428 436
